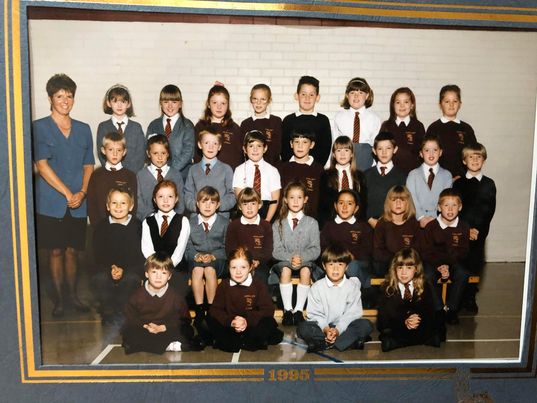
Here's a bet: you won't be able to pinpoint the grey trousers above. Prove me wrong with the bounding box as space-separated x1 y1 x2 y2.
297 318 373 351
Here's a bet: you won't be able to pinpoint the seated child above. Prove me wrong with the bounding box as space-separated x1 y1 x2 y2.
185 186 228 323
426 84 477 180
136 134 185 220
297 244 373 352
87 131 137 225
184 128 235 217
453 142 496 313
278 130 324 219
319 135 366 227
122 252 202 354
377 247 445 352
208 247 283 352
422 189 470 325
281 76 332 166
406 133 452 228
92 186 144 324
320 190 374 306
373 185 421 277
271 181 321 326
364 131 407 228
233 130 281 222
225 188 273 285
141 180 190 270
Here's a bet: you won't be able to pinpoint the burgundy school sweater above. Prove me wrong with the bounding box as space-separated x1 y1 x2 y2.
240 115 282 165
380 118 425 174
320 220 373 260
373 217 422 263
421 218 470 268
225 218 273 264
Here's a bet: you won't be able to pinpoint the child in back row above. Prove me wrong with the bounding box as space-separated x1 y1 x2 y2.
364 132 407 228
380 87 425 174
406 133 452 228
136 134 185 220
208 247 283 353
297 244 373 353
146 84 195 180
278 130 324 220
271 181 321 326
233 130 281 222
453 142 496 314
226 188 273 285
281 76 332 167
87 131 137 225
186 186 228 324
332 77 381 172
195 84 242 169
184 128 235 217
96 84 146 172
240 83 282 165
426 84 477 180
319 136 366 227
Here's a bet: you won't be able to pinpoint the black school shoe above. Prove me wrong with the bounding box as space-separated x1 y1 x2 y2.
353 335 372 350
306 340 328 353
282 310 294 326
380 336 401 352
181 337 205 352
293 311 305 324
463 297 479 314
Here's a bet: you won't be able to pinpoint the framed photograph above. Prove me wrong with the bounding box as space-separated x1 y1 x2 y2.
2 0 536 400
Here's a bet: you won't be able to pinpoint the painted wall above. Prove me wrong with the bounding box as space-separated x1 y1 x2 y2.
28 20 537 261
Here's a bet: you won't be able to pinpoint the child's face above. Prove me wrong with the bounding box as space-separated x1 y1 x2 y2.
290 137 314 160
145 267 172 292
239 200 262 220
347 89 368 110
463 152 484 174
389 196 408 216
335 193 359 221
295 84 319 113
106 191 133 222
250 88 270 115
49 89 74 116
153 186 178 213
101 141 127 166
209 93 229 121
396 264 416 285
284 188 308 214
229 257 252 284
244 140 267 163
420 140 442 166
196 197 220 218
147 143 169 168
438 196 462 224
198 133 222 160
373 140 397 165
161 99 181 117
440 91 461 119
334 146 352 165
107 97 130 118
324 261 347 284
394 92 413 119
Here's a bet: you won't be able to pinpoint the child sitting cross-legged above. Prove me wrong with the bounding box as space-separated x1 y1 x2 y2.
297 244 373 353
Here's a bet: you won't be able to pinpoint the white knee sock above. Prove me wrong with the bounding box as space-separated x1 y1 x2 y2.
279 283 293 312
294 284 310 312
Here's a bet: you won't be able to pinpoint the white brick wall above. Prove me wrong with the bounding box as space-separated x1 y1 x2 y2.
28 20 537 262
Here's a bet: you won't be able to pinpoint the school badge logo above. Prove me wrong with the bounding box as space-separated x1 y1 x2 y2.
452 233 461 246
350 231 360 243
253 235 263 248
402 235 413 246
405 131 414 144
306 178 314 191
457 131 465 144
265 128 273 141
223 131 232 144
245 295 254 310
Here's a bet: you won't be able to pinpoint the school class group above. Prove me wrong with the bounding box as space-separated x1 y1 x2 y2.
32 72 496 355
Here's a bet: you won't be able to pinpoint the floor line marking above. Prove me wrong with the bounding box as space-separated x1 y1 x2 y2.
285 338 344 363
90 344 121 365
231 351 241 363
446 338 519 342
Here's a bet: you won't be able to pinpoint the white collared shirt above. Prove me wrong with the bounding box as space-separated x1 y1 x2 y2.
332 106 381 146
197 213 217 231
325 275 347 288
144 280 169 297
201 157 217 170
437 215 459 229
232 158 281 200
287 210 305 229
397 281 414 298
240 214 261 225
149 163 170 181
335 163 353 190
335 215 356 224
289 155 314 166
466 171 483 181
295 111 318 117
440 116 461 124
395 116 411 127
112 115 129 131
230 273 253 287
105 161 123 171
109 214 132 226
376 160 394 175
252 112 270 121
162 113 179 130
421 162 439 177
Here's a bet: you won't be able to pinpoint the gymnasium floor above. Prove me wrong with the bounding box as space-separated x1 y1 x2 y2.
38 262 524 365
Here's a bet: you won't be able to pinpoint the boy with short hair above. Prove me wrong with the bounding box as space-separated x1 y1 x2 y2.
184 128 236 217
92 186 144 324
297 244 373 352
278 130 324 219
363 132 407 228
233 130 281 222
87 131 137 225
281 76 332 166
422 189 470 325
453 143 496 313
186 186 229 324
225 187 273 284
121 252 202 354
